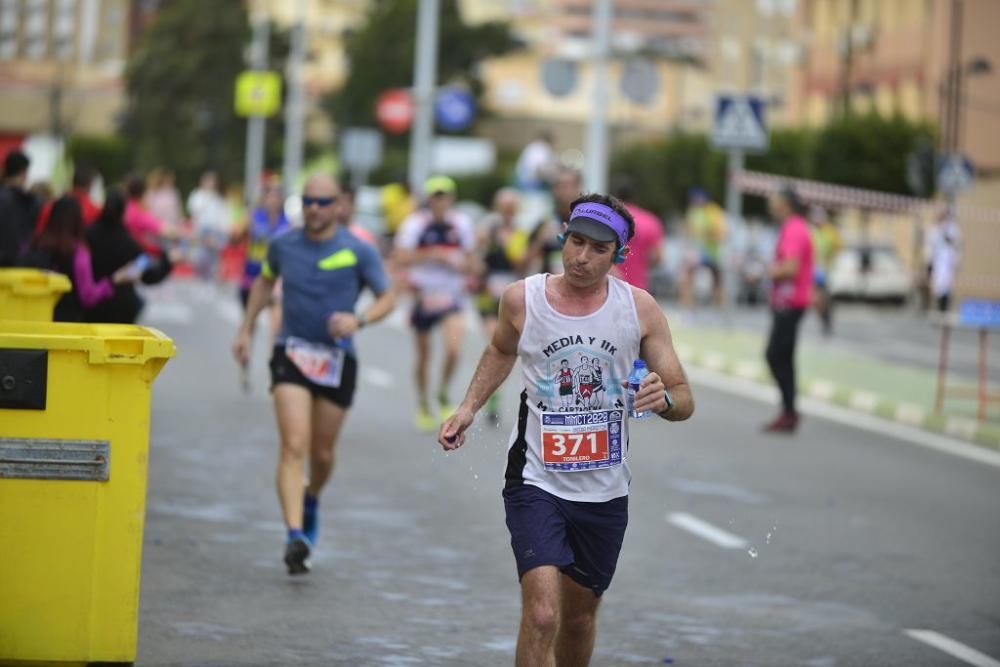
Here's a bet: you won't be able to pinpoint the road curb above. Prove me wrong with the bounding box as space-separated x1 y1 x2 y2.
679 347 1000 451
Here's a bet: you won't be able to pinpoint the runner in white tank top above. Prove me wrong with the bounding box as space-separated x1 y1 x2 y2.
438 192 694 666
509 271 640 502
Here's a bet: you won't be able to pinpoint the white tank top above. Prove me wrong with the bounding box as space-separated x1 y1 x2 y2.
505 273 641 502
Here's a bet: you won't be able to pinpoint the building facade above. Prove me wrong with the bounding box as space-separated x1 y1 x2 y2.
790 0 1000 172
0 0 131 146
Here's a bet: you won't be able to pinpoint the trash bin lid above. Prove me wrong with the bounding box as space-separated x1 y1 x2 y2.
0 322 176 366
0 269 72 296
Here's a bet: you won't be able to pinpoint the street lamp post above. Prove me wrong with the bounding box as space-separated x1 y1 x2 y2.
408 0 440 193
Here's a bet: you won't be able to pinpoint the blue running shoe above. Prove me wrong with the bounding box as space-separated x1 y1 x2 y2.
303 493 319 546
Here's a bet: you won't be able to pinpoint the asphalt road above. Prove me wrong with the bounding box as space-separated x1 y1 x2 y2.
134 282 1000 666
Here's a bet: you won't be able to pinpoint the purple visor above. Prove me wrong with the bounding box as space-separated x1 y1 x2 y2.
567 202 629 248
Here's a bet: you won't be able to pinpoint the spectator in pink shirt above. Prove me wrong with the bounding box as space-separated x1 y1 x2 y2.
612 179 663 292
124 174 172 256
763 186 814 433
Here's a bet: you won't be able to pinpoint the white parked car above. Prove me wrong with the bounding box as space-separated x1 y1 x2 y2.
828 244 911 304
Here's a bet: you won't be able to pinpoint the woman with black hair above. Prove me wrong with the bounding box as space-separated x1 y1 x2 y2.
86 188 172 323
20 195 136 321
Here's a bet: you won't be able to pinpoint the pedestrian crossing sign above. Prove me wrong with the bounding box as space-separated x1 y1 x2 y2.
235 70 282 118
712 95 768 151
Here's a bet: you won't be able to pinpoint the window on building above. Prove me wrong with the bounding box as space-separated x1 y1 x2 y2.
98 3 124 62
24 0 47 60
0 0 19 60
53 0 75 60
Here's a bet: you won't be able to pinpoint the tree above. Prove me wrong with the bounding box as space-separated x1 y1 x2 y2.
326 0 519 133
611 114 936 220
812 112 935 194
611 133 725 220
123 1 289 193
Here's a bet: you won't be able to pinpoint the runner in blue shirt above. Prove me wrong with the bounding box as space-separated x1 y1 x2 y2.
232 179 291 391
232 174 395 575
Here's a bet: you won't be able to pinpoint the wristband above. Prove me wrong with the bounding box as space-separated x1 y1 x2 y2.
661 388 674 414
356 313 368 329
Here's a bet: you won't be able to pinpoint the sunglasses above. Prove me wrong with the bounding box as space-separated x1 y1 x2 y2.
302 195 338 207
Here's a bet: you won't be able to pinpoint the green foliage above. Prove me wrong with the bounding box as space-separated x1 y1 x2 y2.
66 135 131 185
325 0 519 135
812 112 935 194
746 127 815 180
611 132 725 219
612 113 934 219
122 1 290 192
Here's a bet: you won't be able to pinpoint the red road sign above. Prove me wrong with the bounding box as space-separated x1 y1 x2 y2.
375 89 414 134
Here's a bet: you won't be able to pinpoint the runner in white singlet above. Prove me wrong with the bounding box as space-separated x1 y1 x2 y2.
438 193 694 666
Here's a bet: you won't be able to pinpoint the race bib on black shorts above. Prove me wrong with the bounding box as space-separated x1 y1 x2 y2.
285 337 345 388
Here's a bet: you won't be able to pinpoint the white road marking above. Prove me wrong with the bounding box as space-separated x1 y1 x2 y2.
807 379 836 400
701 352 725 371
848 391 879 413
688 367 1000 470
945 417 979 441
905 630 1000 667
895 403 927 427
733 361 762 380
666 512 749 550
363 366 395 389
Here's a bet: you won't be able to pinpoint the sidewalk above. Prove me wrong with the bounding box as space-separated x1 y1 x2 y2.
667 306 1000 449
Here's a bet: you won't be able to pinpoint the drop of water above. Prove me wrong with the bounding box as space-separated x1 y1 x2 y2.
766 532 773 544
747 547 759 559
473 474 479 480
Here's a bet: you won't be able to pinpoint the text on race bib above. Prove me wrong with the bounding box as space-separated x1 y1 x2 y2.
286 337 345 388
540 409 623 472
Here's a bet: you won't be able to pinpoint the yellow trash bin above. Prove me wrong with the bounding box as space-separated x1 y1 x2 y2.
0 269 73 322
0 322 175 665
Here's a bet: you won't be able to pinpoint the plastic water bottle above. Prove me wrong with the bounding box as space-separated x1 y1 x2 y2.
628 359 651 419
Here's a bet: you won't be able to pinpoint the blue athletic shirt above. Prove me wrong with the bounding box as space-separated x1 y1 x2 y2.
241 207 291 290
263 225 389 357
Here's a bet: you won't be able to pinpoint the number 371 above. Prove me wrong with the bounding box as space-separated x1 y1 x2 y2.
548 432 600 456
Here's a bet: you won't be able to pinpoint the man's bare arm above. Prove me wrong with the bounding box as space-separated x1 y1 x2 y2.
633 288 694 421
439 281 525 448
459 281 523 413
239 274 277 336
232 274 277 365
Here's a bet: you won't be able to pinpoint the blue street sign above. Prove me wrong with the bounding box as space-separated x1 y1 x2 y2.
435 87 476 132
937 153 975 195
958 299 1000 329
712 94 768 151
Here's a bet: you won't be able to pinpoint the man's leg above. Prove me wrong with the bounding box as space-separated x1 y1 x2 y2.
439 311 465 408
304 396 348 545
273 384 313 530
517 566 562 667
307 397 348 496
678 266 692 306
413 328 432 415
712 266 725 306
555 575 602 667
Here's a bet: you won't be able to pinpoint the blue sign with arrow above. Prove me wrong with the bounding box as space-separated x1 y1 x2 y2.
435 88 476 132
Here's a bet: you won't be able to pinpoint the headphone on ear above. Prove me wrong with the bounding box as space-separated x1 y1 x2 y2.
557 232 628 265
